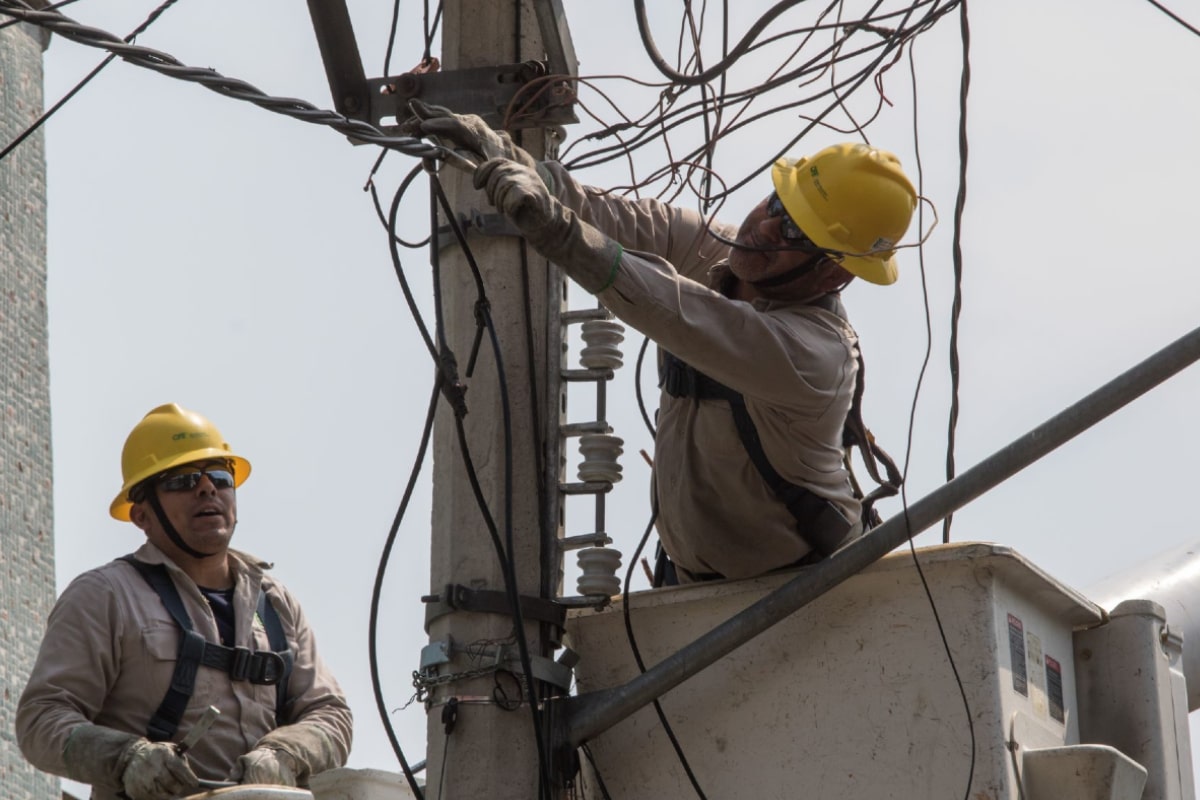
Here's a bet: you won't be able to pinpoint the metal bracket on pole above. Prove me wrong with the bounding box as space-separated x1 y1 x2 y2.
371 61 577 133
422 583 567 642
437 209 522 252
304 0 369 120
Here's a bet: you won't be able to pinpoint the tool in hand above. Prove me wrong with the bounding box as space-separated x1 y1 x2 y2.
176 705 220 755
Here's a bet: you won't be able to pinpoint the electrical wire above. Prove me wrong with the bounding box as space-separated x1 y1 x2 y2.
904 37 976 800
1143 0 1200 37
0 0 181 164
366 374 440 800
942 0 969 542
0 0 79 30
619 500 710 800
0 1 455 162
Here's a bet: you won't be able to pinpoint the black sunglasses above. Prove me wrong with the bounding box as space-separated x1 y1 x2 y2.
156 465 236 493
766 193 811 243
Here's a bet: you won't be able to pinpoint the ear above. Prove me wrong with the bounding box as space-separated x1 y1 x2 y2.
129 502 152 533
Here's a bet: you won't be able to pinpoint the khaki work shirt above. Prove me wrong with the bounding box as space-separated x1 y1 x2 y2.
16 542 352 797
544 163 862 581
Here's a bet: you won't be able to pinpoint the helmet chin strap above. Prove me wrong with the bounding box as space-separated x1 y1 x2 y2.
147 489 220 559
706 227 831 289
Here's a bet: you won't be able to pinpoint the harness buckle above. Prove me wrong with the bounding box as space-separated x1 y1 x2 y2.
248 650 288 686
229 646 253 681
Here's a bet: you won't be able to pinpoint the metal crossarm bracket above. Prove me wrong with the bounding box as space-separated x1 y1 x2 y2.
422 583 567 641
371 61 577 133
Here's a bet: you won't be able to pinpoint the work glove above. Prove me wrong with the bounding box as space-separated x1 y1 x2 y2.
475 158 624 293
61 724 198 800
234 747 299 786
233 724 343 786
121 740 200 800
408 100 538 172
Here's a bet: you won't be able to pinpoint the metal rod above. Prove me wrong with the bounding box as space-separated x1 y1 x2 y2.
562 323 1200 748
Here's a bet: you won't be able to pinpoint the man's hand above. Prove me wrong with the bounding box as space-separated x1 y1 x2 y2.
475 158 623 294
409 100 538 172
121 740 199 800
474 158 559 239
234 747 300 786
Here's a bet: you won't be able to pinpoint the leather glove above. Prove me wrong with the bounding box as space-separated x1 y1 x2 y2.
233 724 343 785
121 740 200 800
62 725 197 799
234 747 299 786
475 158 624 293
409 100 538 171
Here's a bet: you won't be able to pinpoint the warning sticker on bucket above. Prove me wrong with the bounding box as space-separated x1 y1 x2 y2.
1008 613 1028 696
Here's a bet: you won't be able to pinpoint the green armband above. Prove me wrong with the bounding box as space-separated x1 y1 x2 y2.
597 244 623 292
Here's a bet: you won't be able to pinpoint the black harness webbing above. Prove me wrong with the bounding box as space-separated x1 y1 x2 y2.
120 556 294 741
658 294 903 559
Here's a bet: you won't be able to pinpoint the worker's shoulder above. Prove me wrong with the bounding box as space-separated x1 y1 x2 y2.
763 298 858 343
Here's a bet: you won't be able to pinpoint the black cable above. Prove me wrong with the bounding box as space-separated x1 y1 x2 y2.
367 374 439 800
942 0 969 543
382 0 402 76
1144 0 1200 37
620 500 709 800
0 1 454 161
633 336 657 438
369 162 432 249
579 743 614 800
907 38 976 800
0 0 181 163
0 0 79 30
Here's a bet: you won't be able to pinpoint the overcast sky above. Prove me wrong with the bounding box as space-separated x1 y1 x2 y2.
20 0 1200 794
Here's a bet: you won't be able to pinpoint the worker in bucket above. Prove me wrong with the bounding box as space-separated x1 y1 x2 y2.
413 104 916 584
16 404 352 799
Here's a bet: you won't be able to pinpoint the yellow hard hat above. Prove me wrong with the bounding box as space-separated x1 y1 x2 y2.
110 403 251 521
771 143 917 285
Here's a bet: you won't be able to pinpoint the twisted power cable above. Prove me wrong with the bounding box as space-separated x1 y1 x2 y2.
0 0 454 163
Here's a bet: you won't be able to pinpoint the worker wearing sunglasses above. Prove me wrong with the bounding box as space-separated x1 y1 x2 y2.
17 404 352 800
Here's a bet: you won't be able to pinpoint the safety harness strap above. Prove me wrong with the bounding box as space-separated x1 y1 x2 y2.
660 352 853 557
119 556 293 741
656 291 903 557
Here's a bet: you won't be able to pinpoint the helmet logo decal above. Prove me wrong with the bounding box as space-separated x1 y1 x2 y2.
809 165 829 200
171 431 210 442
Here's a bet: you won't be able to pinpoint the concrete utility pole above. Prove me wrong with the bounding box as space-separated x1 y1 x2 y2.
425 2 568 798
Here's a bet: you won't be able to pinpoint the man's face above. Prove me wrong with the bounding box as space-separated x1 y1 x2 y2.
131 459 238 556
727 194 850 294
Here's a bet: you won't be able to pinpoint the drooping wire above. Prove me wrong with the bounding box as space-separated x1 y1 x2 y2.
0 0 182 163
619 497 710 800
366 372 440 800
904 35 976 800
633 336 657 438
941 0 969 543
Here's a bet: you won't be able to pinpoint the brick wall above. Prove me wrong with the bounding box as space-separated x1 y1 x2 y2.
0 17 58 800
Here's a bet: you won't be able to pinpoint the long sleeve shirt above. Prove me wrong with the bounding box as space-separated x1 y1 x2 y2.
542 163 862 581
16 541 352 797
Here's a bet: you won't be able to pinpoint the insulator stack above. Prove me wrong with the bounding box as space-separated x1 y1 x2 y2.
576 547 623 598
579 319 626 370
577 433 623 485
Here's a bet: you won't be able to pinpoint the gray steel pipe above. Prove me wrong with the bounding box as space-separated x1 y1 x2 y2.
562 323 1200 748
1087 540 1200 711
